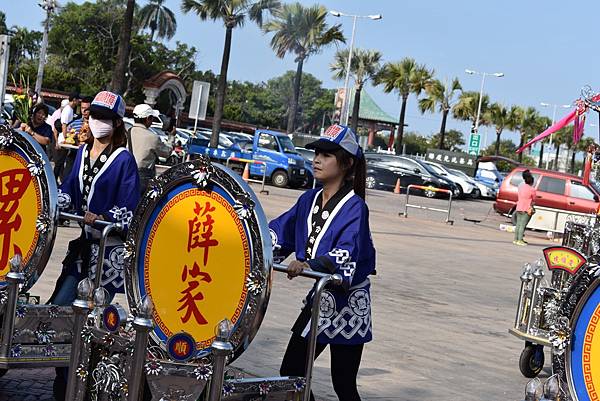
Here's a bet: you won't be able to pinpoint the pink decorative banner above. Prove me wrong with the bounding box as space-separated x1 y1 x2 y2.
516 110 576 153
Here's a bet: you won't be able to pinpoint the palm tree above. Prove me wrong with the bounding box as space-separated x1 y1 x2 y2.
531 116 552 168
418 77 462 149
263 3 344 134
551 126 570 171
110 0 136 94
514 107 539 163
485 103 520 156
330 48 381 133
375 58 433 153
182 0 280 147
452 90 491 129
139 0 177 41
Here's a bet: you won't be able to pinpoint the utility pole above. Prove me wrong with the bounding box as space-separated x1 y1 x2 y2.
34 0 58 97
0 35 10 118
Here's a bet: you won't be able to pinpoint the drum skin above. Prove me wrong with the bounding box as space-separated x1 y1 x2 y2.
124 157 273 363
0 126 58 291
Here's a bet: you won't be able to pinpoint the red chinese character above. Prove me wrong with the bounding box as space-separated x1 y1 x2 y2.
178 262 212 324
0 169 31 269
187 201 219 266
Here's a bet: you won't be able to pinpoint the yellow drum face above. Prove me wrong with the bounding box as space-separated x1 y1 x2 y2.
0 150 41 281
142 186 250 350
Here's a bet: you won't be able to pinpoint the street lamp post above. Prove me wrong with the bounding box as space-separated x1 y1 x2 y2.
34 0 59 97
330 10 382 127
465 69 504 136
540 102 571 169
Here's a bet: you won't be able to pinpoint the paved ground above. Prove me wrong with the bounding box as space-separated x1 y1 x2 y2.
0 186 555 401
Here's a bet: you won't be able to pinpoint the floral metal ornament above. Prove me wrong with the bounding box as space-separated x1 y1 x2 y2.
27 161 44 177
35 321 56 344
91 357 123 397
35 214 51 234
15 305 27 319
191 167 212 188
122 239 136 261
193 362 213 381
102 333 115 347
10 344 22 358
43 344 57 357
81 326 94 344
293 377 306 392
245 271 265 296
0 128 14 148
549 316 571 356
0 289 8 305
76 364 89 380
147 183 162 200
258 381 271 396
233 200 253 220
48 305 60 318
223 382 236 397
144 359 164 376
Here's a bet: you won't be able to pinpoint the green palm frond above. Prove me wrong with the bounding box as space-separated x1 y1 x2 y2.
330 48 382 87
374 58 433 99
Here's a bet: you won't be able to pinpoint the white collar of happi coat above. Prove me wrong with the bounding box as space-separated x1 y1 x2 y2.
306 188 355 259
78 146 128 206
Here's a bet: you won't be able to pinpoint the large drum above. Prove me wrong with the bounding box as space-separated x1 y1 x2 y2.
124 157 272 362
552 255 600 401
0 125 57 290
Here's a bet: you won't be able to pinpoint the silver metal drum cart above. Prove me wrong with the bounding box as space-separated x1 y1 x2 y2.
508 219 600 378
65 157 342 401
0 126 121 387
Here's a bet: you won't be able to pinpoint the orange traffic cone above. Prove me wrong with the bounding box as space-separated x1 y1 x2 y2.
393 178 401 194
242 163 250 181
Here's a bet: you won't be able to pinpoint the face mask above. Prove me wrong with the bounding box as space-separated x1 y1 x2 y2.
89 116 114 139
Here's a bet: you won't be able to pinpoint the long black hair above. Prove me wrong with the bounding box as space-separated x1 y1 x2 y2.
333 148 367 200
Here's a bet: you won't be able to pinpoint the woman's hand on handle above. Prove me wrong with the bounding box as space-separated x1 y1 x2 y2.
287 260 309 279
83 212 103 226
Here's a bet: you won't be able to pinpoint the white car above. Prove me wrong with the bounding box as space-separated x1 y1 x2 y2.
449 168 497 199
424 161 476 198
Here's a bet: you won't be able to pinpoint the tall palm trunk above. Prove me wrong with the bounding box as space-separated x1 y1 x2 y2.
438 109 449 149
570 148 576 173
110 0 136 94
517 132 525 163
494 130 502 155
211 25 233 148
150 11 158 41
554 144 561 170
396 94 408 154
350 84 362 133
287 57 304 134
538 143 544 168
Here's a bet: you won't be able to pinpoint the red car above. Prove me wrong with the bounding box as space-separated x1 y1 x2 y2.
494 167 600 218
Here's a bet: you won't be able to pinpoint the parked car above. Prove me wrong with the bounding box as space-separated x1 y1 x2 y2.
424 161 477 199
476 161 504 187
494 167 600 220
448 168 497 199
365 153 460 197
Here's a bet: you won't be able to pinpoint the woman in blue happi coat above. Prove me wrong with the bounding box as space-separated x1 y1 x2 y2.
50 91 140 306
269 125 376 401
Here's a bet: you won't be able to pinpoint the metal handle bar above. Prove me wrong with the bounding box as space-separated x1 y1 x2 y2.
59 211 123 231
273 262 342 401
59 211 123 290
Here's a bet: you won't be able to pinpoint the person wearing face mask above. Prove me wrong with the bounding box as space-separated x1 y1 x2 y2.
50 91 140 307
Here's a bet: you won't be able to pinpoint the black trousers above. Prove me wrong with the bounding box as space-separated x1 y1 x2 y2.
280 333 364 401
53 148 69 181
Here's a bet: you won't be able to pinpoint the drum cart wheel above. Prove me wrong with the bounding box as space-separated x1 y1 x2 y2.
519 342 544 378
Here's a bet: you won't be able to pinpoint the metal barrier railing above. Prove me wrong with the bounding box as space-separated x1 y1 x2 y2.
398 184 454 225
226 156 269 194
272 263 342 401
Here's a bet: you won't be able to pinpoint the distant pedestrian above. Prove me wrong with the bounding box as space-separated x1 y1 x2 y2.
514 170 536 246
53 93 80 181
19 103 53 154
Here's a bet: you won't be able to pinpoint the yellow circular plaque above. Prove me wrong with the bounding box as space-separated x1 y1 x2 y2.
144 188 250 349
0 150 41 280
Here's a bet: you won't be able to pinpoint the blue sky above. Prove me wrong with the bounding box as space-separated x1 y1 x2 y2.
4 0 600 148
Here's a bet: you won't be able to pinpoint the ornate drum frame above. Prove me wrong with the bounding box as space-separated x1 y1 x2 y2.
0 125 58 291
565 276 600 401
124 157 273 363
